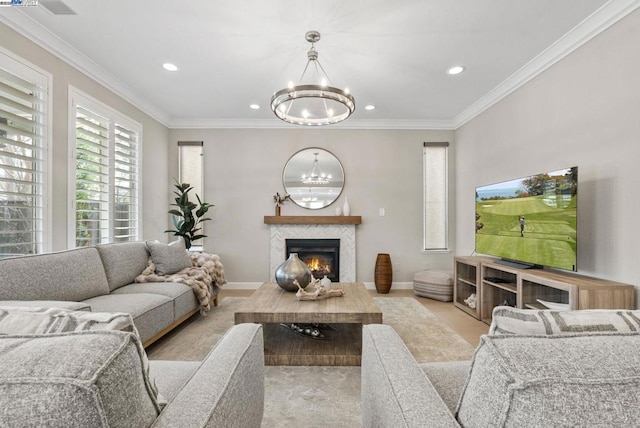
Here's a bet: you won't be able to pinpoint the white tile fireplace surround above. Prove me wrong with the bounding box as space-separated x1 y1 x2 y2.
269 224 356 283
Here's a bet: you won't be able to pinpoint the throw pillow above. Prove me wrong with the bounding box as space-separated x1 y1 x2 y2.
0 331 161 427
456 333 640 427
146 238 193 276
0 306 163 407
489 306 640 335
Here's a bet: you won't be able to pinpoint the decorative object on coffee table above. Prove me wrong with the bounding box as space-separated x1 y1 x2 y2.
320 275 332 290
374 253 393 294
294 278 345 301
275 253 312 292
279 322 331 340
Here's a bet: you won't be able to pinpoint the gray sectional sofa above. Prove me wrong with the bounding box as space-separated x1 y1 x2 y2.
0 321 265 427
0 241 220 346
362 307 640 427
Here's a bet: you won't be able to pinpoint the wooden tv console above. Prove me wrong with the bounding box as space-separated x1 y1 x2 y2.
454 256 636 325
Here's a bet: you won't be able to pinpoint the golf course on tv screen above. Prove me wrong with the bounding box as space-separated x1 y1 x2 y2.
475 167 577 271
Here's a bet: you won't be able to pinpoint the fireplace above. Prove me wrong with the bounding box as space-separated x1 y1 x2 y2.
286 239 340 282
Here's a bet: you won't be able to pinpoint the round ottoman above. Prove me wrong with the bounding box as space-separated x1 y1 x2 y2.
413 270 454 302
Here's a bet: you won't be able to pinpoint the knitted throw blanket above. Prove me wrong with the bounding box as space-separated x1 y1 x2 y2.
135 252 226 314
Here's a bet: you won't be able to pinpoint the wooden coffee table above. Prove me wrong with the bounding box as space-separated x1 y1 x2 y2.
234 282 382 366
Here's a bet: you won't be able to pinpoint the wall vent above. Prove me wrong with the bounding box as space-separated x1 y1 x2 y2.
40 0 76 15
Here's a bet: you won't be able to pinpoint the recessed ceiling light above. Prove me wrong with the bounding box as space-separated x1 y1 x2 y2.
364 105 376 111
249 104 261 110
447 66 465 75
162 63 179 72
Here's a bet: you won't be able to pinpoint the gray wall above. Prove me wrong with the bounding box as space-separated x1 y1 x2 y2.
1 22 170 248
168 128 455 285
455 9 640 304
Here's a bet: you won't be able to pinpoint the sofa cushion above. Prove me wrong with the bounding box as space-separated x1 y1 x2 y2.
96 242 150 291
0 331 160 427
420 361 471 414
111 282 198 322
82 293 173 344
456 333 640 427
0 306 135 336
0 306 160 403
149 360 200 402
489 306 640 335
146 239 192 276
0 247 109 301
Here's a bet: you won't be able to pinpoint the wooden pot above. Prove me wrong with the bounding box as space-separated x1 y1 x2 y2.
374 253 393 294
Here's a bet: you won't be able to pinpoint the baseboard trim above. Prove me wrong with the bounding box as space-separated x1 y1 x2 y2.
223 281 415 290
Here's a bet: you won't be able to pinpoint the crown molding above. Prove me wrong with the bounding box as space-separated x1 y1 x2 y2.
167 117 456 130
0 9 171 127
453 0 640 129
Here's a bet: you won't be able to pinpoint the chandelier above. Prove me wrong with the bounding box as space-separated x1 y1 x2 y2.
271 31 355 126
302 152 331 185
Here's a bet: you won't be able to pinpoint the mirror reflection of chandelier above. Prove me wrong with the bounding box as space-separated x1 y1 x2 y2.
302 152 332 185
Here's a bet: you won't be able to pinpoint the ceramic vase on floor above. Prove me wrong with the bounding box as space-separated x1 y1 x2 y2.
275 253 312 292
374 253 393 294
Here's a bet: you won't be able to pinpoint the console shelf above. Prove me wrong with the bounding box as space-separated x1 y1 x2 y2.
454 256 635 325
453 256 490 320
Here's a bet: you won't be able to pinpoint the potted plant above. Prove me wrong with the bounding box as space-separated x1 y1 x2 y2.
165 179 213 249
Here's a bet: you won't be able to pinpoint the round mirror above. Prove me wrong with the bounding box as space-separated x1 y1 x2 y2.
283 147 344 209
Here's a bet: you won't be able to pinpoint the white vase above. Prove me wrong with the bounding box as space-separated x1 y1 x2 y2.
334 206 342 216
342 197 350 216
320 275 332 290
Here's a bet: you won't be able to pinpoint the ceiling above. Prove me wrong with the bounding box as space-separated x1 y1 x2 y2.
2 0 636 129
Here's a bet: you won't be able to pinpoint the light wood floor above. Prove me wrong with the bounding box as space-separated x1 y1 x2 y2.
219 288 489 348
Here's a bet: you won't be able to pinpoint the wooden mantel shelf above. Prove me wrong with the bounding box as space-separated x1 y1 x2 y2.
264 215 362 225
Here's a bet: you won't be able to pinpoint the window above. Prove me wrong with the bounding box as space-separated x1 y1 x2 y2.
0 50 51 257
178 141 203 201
178 141 203 247
423 142 448 251
70 88 141 247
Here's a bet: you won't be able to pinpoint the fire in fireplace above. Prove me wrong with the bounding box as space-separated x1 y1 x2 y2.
286 239 340 282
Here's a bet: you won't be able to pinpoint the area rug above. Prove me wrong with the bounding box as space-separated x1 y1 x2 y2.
146 296 476 427
373 297 475 363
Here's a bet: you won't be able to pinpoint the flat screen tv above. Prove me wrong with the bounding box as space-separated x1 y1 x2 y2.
475 166 577 271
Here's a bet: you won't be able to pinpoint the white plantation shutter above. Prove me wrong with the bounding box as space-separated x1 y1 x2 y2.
423 142 449 250
71 89 141 247
74 106 110 246
0 55 49 257
113 123 140 241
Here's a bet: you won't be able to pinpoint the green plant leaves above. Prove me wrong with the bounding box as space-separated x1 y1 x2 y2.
166 179 213 249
